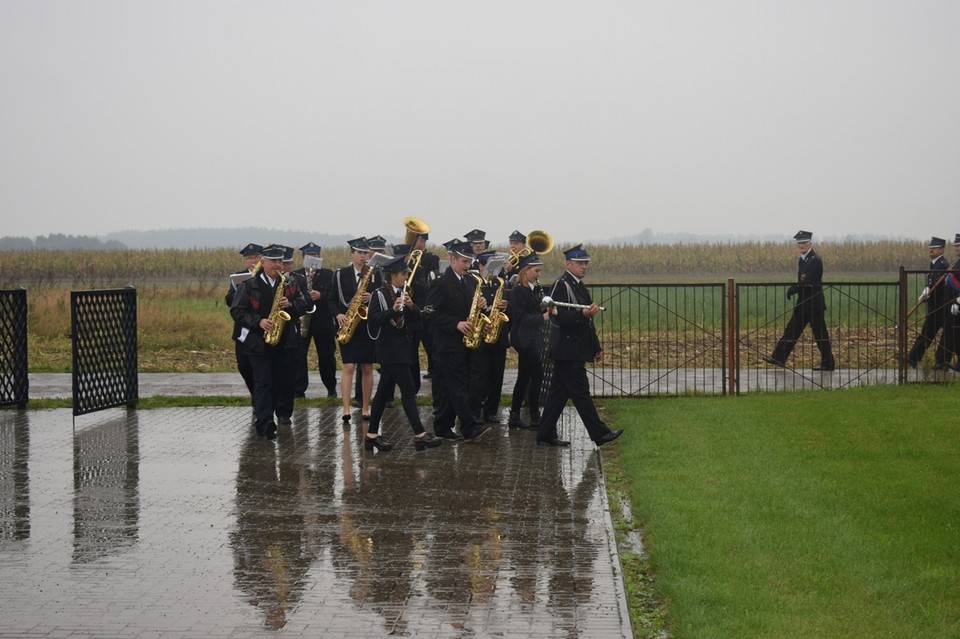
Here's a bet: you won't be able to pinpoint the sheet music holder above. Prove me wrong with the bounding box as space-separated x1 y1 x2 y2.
303 254 323 271
229 271 254 290
366 252 394 269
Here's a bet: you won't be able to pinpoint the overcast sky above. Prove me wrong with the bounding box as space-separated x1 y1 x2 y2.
2 1 958 245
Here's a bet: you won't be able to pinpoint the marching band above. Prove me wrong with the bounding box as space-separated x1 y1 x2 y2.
228 220 624 450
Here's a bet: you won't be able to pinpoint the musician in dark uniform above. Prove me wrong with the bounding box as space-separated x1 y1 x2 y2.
424 239 491 441
464 228 490 269
763 230 836 371
508 251 548 429
274 246 313 425
362 255 442 452
225 243 262 401
908 237 950 369
941 234 960 370
469 250 509 423
502 229 527 277
296 242 339 397
351 235 389 406
536 244 623 447
230 244 310 439
333 237 381 423
414 231 441 381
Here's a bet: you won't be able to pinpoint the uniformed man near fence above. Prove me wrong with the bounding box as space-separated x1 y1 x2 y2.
941 234 960 370
908 236 950 369
536 244 623 447
763 230 836 371
225 243 262 401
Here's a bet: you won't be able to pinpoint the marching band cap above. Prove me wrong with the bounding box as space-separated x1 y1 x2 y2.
442 238 461 252
260 244 285 260
562 244 591 261
347 236 370 251
391 243 412 258
509 229 527 243
367 235 388 250
475 249 497 265
282 246 295 262
518 251 543 268
464 229 487 243
929 236 947 249
299 242 322 254
793 230 813 242
239 243 263 256
448 241 475 259
381 255 412 274
954 233 960 246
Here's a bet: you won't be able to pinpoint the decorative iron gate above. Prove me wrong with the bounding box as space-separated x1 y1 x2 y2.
70 287 138 416
0 288 28 408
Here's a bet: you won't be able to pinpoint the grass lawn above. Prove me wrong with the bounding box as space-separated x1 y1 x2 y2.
604 385 960 639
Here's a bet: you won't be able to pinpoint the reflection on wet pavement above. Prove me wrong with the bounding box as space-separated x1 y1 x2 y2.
0 406 630 638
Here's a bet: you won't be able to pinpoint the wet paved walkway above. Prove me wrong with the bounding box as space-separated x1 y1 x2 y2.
0 402 631 638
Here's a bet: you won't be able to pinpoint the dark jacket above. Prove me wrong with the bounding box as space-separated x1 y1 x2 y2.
794 250 827 314
368 285 422 365
509 282 546 351
926 255 949 311
331 265 382 317
230 271 308 354
547 271 601 362
300 267 338 336
424 267 477 353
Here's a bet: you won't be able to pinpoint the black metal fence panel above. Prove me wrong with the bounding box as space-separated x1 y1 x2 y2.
70 288 138 416
0 288 28 408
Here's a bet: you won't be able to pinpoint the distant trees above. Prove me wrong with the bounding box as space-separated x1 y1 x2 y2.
0 234 127 250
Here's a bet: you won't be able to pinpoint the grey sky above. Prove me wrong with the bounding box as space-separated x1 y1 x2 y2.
1 1 958 245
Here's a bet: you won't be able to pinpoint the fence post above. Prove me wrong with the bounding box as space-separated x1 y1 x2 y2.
898 267 907 384
726 278 737 395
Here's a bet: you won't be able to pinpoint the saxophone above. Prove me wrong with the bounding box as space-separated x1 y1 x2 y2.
463 272 492 349
336 265 371 344
483 276 509 345
264 272 292 346
300 266 316 335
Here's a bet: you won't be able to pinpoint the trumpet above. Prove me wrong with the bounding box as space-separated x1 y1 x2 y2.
540 295 605 312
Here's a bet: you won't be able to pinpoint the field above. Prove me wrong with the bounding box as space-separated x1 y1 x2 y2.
0 240 937 372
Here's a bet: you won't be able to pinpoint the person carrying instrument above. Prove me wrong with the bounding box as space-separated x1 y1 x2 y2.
907 236 950 369
536 244 623 447
225 242 262 402
274 246 313 425
762 230 836 371
464 228 490 270
508 251 548 429
424 239 491 441
469 250 509 424
332 237 380 423
230 244 310 439
413 231 441 381
296 242 339 397
362 255 442 452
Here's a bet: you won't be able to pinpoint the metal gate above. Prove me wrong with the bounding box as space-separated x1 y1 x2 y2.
0 288 28 408
70 287 138 416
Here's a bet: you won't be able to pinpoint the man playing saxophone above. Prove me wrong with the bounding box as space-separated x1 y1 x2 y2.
469 250 510 425
423 239 490 441
230 244 310 440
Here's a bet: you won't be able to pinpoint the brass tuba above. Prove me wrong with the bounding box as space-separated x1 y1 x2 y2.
402 216 430 245
508 229 554 268
264 272 292 346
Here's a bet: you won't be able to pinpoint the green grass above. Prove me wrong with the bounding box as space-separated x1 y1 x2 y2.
603 385 960 639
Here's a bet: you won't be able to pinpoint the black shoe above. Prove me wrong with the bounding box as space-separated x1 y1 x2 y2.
276 415 292 426
364 435 393 452
265 422 278 440
932 363 947 371
463 424 490 441
595 429 623 446
483 412 501 424
537 437 570 447
294 392 306 399
327 388 338 398
361 414 371 421
508 410 529 429
907 360 918 369
422 373 432 379
812 365 835 372
435 430 462 440
341 413 351 423
255 422 266 438
414 433 443 451
762 355 784 367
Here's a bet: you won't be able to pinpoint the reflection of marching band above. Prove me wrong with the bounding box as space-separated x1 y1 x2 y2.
227 218 623 449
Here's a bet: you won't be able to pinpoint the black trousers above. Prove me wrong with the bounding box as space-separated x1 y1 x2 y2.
235 341 255 400
908 306 948 365
274 347 299 420
249 346 286 430
511 347 543 418
469 344 506 417
537 359 609 442
367 362 425 436
771 309 835 368
432 347 477 434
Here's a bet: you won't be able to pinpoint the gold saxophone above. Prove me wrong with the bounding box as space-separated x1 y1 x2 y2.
336 265 371 344
483 275 509 345
264 272 292 346
463 272 492 349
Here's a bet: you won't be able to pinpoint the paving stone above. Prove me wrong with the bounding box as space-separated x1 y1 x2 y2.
0 403 630 638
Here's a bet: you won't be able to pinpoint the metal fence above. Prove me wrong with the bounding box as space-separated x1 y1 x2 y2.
574 272 954 397
0 288 28 408
70 287 139 416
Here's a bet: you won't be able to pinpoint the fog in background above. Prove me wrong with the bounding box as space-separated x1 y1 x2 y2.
2 1 958 246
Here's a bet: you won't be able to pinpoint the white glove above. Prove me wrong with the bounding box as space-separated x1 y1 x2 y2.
918 287 930 303
952 304 959 316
